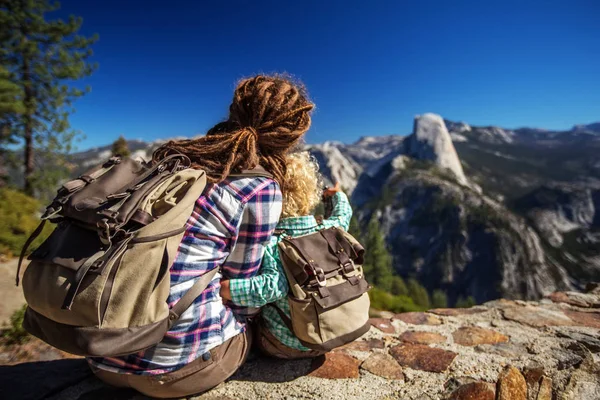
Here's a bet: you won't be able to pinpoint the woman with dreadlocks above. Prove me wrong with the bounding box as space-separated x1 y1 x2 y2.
89 75 314 398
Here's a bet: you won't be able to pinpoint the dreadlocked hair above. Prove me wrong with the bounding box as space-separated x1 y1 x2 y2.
152 75 314 186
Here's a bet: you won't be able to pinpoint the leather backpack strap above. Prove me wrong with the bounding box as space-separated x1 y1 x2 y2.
15 220 47 286
320 229 353 268
228 166 273 179
167 267 220 328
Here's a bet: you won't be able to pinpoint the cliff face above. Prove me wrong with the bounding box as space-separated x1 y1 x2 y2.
2 289 599 400
353 162 573 303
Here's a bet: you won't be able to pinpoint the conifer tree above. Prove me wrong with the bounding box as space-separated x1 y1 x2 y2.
407 278 430 309
431 289 448 308
348 215 361 240
111 135 130 157
362 214 394 292
390 276 408 296
0 0 98 195
455 296 476 308
0 65 22 117
0 64 23 186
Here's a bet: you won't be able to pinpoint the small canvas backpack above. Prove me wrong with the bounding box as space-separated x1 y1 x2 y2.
273 226 371 351
17 154 269 357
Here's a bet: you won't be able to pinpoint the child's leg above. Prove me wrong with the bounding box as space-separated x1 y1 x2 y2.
255 319 323 360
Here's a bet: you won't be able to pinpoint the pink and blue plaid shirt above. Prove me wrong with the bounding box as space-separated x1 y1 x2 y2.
89 176 282 375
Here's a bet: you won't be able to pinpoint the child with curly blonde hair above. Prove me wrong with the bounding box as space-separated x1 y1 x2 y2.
221 151 353 358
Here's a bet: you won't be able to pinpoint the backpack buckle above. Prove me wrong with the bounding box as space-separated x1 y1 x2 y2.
314 267 327 287
341 262 355 276
41 205 62 220
97 219 113 245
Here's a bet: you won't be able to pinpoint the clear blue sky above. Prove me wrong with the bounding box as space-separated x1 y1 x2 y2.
57 0 600 149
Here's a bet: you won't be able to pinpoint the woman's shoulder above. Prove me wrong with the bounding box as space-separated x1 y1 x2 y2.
220 176 281 204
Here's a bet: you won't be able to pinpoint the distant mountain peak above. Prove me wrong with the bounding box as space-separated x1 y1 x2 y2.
572 122 600 134
404 113 468 186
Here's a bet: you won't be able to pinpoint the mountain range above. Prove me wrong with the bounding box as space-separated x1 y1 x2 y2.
68 115 600 304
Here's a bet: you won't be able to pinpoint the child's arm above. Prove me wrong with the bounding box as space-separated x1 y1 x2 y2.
221 245 289 307
321 185 353 231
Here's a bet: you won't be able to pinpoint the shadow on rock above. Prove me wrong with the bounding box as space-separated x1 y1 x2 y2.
0 359 93 400
76 386 140 400
0 359 138 400
229 356 314 383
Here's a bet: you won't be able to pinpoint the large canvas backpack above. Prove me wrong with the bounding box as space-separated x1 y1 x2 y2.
273 226 371 351
16 155 267 357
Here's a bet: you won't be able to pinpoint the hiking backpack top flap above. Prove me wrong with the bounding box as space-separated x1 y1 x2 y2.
276 226 371 351
17 154 216 357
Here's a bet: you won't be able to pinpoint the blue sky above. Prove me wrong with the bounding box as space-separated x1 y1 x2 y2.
57 0 600 149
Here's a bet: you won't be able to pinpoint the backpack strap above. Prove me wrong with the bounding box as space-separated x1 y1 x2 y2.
167 267 220 328
319 229 360 285
320 229 352 271
228 166 273 179
281 238 327 287
15 220 47 286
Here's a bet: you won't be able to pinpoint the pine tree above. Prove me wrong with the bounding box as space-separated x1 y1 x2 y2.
0 64 23 186
0 65 22 116
362 214 394 292
111 135 131 157
348 215 361 240
390 276 408 296
431 289 448 308
455 296 476 308
407 278 430 309
0 0 98 195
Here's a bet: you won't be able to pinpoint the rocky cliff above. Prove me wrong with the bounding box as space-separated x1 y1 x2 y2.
404 114 468 186
2 288 599 400
352 157 573 303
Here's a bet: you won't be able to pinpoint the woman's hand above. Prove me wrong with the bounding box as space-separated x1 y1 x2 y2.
220 279 232 302
323 182 341 198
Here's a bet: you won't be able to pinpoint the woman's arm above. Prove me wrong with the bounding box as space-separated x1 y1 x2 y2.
223 245 289 307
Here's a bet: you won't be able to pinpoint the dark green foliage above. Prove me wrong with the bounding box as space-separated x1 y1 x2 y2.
407 278 430 309
455 139 600 201
0 64 23 186
0 0 98 195
390 276 408 296
2 304 30 344
368 287 425 313
377 185 395 208
362 215 394 292
348 214 361 241
0 188 52 256
0 64 23 117
466 202 513 231
455 296 476 308
431 289 448 308
410 189 461 227
111 135 131 157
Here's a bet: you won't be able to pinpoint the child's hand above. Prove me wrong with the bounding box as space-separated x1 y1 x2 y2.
220 279 232 302
323 182 341 198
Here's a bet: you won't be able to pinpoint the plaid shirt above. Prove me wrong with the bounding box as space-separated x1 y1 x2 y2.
229 192 352 350
89 176 282 375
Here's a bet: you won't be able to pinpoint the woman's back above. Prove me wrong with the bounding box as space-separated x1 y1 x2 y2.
90 176 282 374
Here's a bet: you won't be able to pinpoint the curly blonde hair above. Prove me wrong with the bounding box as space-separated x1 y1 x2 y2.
281 151 322 218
